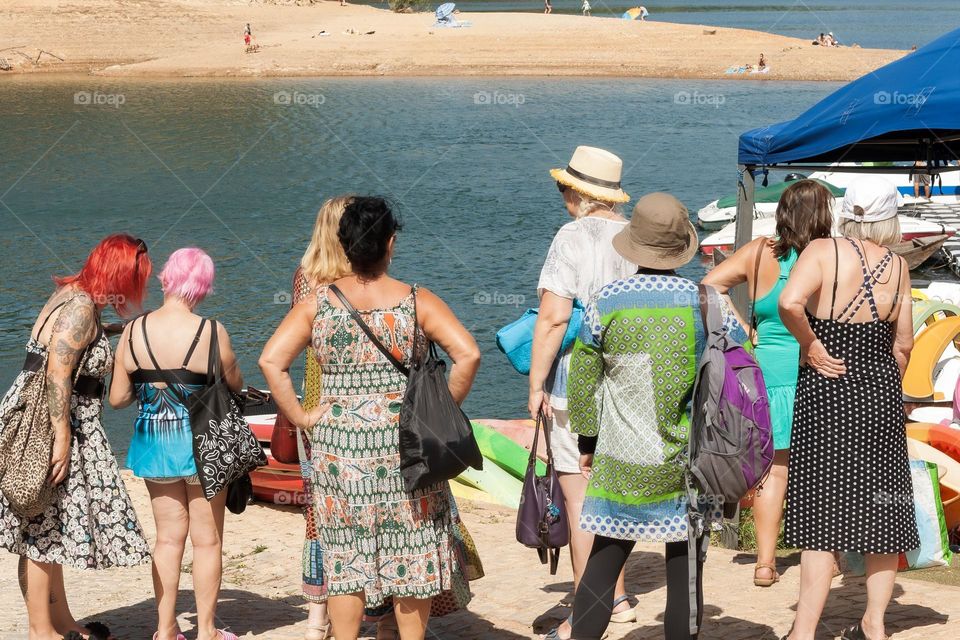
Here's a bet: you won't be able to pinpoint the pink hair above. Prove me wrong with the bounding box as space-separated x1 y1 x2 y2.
158 247 215 307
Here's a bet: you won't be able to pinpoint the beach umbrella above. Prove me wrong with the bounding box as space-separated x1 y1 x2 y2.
436 3 456 21
622 7 648 20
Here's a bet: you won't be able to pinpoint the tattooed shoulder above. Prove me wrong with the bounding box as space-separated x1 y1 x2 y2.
50 295 97 352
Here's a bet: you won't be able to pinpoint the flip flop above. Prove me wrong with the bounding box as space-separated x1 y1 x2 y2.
608 595 637 624
64 622 116 640
218 632 239 640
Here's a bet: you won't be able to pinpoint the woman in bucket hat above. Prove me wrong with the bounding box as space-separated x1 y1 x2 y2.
566 193 747 640
530 146 637 638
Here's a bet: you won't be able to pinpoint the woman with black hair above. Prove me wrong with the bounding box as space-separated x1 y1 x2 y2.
260 196 482 640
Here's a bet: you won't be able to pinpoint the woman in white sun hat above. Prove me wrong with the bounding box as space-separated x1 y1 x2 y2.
529 146 637 639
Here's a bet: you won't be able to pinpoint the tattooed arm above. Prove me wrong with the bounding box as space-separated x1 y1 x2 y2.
45 295 97 485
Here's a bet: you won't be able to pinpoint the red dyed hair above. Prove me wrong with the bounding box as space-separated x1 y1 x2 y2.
55 233 152 317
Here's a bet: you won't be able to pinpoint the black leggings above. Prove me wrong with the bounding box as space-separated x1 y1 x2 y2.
570 535 704 640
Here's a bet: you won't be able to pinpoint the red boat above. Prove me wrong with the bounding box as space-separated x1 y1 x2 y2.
248 414 307 507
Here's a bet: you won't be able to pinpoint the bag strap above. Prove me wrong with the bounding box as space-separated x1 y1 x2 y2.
747 241 763 334
329 284 411 378
206 320 223 384
182 318 208 369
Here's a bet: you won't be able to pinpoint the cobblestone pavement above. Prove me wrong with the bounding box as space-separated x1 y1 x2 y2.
1 476 957 639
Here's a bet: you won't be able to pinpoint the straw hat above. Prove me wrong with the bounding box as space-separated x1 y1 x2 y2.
550 146 630 204
612 192 698 270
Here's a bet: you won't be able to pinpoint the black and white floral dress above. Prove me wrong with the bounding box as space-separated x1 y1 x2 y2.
0 328 151 569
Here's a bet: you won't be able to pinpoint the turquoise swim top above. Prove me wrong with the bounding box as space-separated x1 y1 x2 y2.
752 247 800 388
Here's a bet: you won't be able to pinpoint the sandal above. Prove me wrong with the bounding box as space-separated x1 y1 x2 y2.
544 615 609 640
608 595 637 624
151 634 186 640
753 562 780 587
839 622 890 640
305 623 331 640
217 632 239 640
64 622 117 640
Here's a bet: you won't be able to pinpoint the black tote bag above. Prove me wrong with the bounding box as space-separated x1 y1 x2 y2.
329 285 483 492
152 319 266 502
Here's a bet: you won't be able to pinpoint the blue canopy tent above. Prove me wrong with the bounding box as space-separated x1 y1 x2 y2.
732 27 960 252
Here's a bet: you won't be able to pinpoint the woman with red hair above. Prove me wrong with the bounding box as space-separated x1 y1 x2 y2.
0 234 153 640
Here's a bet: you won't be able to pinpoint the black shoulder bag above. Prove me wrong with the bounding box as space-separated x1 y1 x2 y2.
329 284 483 492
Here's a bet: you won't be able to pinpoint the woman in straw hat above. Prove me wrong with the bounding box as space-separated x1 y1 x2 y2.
567 193 747 640
778 176 917 640
530 146 638 638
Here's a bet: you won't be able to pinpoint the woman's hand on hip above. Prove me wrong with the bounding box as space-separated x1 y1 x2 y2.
802 339 846 378
298 401 330 432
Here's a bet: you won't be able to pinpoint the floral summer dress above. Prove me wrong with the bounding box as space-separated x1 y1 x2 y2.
309 285 461 606
0 302 151 569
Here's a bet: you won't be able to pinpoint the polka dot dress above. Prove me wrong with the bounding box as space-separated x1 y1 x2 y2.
785 242 920 554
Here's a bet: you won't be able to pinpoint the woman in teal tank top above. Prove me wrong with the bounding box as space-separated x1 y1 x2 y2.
703 179 834 589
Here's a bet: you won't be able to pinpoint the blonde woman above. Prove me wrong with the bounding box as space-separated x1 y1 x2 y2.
529 146 638 639
292 196 354 640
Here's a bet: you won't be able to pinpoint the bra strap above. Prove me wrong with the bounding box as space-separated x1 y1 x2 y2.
33 300 70 341
830 239 839 320
128 316 142 369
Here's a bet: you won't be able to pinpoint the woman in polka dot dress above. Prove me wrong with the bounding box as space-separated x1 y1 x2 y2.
778 177 919 640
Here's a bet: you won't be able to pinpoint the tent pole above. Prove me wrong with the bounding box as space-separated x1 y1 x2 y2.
731 164 756 316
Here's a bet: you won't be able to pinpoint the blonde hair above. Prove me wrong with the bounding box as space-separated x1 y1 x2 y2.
300 195 354 285
838 214 902 247
572 190 621 219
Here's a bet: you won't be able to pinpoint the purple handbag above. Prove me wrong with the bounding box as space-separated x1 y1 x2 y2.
516 411 569 574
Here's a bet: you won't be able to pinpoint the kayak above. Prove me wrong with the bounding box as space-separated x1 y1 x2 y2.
474 418 548 464
458 462 523 509
472 421 545 480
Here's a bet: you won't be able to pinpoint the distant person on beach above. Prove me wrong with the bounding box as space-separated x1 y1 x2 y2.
815 32 825 45
914 160 932 199
703 180 834 591
531 146 637 640
244 22 252 45
582 0 591 16
260 196 482 640
0 234 152 640
779 176 918 640
111 247 244 640
640 5 649 20
758 53 766 70
544 0 553 14
566 193 747 640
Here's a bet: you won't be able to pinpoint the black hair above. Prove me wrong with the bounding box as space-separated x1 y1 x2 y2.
337 196 403 278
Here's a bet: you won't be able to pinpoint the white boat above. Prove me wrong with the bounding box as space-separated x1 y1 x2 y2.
699 213 956 256
696 163 960 230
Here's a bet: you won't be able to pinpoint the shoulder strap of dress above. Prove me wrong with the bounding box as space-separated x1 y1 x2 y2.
181 318 207 369
884 254 905 322
140 314 163 372
128 315 143 368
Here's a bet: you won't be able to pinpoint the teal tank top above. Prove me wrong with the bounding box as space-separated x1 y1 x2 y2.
753 247 800 388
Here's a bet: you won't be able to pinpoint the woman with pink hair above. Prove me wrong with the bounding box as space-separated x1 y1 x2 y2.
110 247 244 640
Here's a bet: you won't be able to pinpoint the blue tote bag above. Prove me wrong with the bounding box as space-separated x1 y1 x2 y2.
496 300 584 375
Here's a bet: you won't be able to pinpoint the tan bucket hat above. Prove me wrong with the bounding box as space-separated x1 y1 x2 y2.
550 146 630 203
613 192 699 270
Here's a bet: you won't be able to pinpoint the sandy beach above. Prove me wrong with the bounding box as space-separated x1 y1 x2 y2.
0 0 905 80
0 471 958 639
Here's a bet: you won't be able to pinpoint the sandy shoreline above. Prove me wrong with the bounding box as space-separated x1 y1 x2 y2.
0 0 905 81
1 471 958 639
